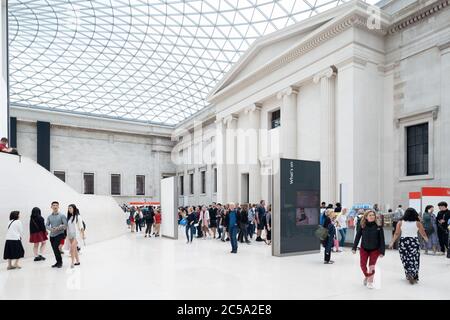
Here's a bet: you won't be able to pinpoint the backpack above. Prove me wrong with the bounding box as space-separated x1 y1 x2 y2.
315 225 328 241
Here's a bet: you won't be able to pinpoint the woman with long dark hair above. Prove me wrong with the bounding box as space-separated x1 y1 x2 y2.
389 208 428 284
66 204 85 268
29 207 48 261
352 210 385 289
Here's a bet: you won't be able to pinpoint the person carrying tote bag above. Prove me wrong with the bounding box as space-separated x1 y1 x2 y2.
4 211 25 270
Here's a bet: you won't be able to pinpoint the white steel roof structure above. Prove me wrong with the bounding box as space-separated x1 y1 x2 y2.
8 0 375 126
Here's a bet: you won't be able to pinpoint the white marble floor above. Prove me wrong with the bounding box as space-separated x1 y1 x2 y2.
1 229 449 300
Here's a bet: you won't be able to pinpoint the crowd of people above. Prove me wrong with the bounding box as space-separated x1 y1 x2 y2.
3 201 86 270
177 200 272 253
319 201 450 289
122 205 162 238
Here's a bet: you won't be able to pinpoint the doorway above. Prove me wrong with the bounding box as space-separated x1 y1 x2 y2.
241 173 249 204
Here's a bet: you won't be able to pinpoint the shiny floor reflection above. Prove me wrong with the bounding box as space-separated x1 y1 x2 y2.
1 230 449 299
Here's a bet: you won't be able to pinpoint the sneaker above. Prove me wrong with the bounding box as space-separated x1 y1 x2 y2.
7 266 16 270
51 263 60 268
74 262 80 266
324 260 335 264
39 255 46 260
338 248 343 252
256 237 263 242
367 282 374 289
34 256 41 262
363 278 368 286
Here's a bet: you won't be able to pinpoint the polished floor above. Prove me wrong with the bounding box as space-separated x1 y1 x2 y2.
1 228 449 300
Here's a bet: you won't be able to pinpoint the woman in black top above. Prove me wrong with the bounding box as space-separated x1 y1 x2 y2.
29 207 48 262
352 210 385 289
237 204 250 244
185 207 196 244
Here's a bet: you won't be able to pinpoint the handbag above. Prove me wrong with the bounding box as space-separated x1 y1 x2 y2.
315 225 328 241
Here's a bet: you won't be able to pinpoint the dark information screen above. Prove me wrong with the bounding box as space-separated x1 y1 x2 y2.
280 159 320 254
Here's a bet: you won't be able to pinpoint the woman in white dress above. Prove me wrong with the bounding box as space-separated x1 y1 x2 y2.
66 204 85 268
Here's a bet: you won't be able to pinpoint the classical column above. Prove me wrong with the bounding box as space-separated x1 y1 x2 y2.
277 86 298 159
215 118 227 204
314 66 337 204
439 42 450 182
0 0 8 139
244 103 262 203
224 114 238 203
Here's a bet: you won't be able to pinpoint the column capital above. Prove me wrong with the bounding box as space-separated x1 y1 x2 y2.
276 86 299 100
244 103 262 115
313 66 337 84
223 114 238 126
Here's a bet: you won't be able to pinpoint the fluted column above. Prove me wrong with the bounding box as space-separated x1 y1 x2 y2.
215 118 227 204
0 1 8 138
277 86 298 159
314 66 337 204
244 103 262 203
225 114 238 203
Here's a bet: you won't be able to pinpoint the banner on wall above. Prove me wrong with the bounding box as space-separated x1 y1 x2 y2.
273 159 321 256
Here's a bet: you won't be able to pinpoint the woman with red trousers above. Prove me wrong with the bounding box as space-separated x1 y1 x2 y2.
352 210 385 289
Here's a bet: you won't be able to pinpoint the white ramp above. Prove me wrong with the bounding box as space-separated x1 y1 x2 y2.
0 152 126 258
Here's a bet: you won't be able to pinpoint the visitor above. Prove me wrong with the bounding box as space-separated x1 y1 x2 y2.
320 203 327 225
185 207 196 244
199 206 210 239
322 209 336 264
436 201 450 255
129 210 136 233
4 211 25 270
422 205 439 255
0 137 18 155
29 207 48 261
195 207 203 238
334 202 342 213
144 207 154 238
226 203 238 253
209 203 218 239
46 201 68 268
237 204 250 244
265 204 272 246
336 208 348 249
220 205 228 242
255 200 266 242
66 204 84 268
135 207 143 233
216 203 224 240
351 210 385 289
247 204 256 239
389 208 429 284
154 209 161 237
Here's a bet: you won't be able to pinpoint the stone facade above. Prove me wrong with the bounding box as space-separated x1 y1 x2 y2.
12 108 176 205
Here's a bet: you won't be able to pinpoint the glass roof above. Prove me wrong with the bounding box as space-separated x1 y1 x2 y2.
8 0 372 126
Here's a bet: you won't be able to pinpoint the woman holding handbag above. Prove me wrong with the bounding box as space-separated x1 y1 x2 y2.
322 209 337 264
29 207 48 261
352 210 385 289
422 205 439 255
4 211 25 270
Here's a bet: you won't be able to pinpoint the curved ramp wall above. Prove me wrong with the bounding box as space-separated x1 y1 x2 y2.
0 153 126 258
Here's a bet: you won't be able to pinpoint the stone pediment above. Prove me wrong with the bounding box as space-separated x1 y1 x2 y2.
207 0 392 103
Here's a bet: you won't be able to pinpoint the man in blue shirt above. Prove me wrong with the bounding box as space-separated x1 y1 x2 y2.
227 203 238 253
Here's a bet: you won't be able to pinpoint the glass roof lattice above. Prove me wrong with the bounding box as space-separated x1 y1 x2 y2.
8 0 374 126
